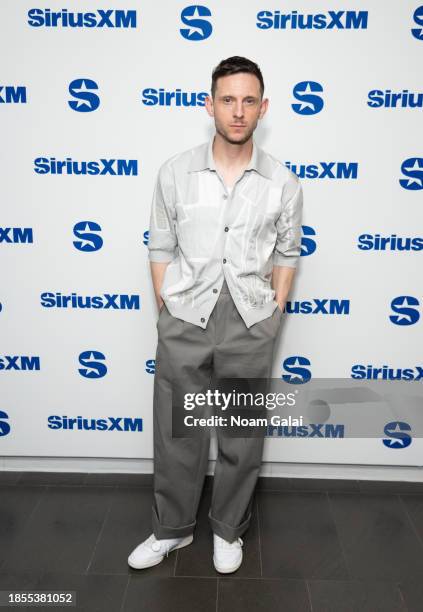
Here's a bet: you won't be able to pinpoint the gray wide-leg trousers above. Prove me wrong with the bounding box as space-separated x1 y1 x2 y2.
151 278 282 543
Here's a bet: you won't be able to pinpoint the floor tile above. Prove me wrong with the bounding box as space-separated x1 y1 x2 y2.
308 579 406 611
218 577 310 611
258 491 348 580
329 492 423 580
1 485 115 573
123 576 217 612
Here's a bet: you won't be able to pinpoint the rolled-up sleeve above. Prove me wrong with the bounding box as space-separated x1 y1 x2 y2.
147 162 178 263
273 172 303 268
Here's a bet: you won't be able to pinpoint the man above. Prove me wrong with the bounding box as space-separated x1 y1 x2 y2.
128 56 303 573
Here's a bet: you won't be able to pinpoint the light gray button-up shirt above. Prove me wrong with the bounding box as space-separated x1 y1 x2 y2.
147 134 303 329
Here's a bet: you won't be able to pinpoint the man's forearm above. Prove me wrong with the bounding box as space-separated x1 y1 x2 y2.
271 265 297 311
150 261 170 309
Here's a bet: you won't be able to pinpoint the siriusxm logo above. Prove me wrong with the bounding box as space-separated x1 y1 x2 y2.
368 89 423 109
286 161 358 179
34 157 138 176
73 221 103 252
48 415 143 432
292 81 324 115
399 158 423 190
257 9 368 30
143 230 149 246
281 356 312 384
41 292 140 310
382 421 412 449
0 86 26 104
358 233 423 251
180 5 212 40
411 5 423 41
78 351 107 379
0 227 33 244
142 88 208 107
68 79 100 112
351 364 423 381
28 8 136 28
301 225 316 257
266 423 344 438
145 359 155 375
0 355 40 371
0 411 10 437
285 299 349 315
389 296 420 326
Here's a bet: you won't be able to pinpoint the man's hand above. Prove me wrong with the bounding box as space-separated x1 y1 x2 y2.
271 265 297 313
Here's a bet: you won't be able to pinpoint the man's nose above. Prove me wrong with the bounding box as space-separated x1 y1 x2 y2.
233 102 244 117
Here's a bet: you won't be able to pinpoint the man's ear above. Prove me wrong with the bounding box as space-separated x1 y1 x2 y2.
259 97 269 119
205 95 214 117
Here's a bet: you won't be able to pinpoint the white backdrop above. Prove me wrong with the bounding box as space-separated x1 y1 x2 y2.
1 1 422 467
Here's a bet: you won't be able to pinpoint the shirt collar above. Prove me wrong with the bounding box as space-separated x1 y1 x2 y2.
188 134 274 179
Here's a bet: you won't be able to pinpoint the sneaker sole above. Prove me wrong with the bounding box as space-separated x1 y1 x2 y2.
128 534 194 570
213 554 243 574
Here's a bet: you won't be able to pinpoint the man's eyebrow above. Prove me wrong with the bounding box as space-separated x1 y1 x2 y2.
219 94 258 99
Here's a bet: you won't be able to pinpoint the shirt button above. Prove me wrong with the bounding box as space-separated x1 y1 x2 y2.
213 288 218 293
223 194 228 200
224 226 229 232
223 258 227 264
201 317 205 323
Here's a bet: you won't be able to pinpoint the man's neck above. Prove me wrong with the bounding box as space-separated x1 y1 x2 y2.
212 133 253 172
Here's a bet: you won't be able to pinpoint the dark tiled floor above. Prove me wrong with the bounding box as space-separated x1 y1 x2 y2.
1 472 422 611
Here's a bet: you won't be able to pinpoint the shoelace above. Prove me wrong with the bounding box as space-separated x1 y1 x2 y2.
145 535 174 557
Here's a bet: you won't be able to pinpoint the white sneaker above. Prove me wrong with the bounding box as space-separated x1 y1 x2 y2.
213 533 243 573
128 533 193 569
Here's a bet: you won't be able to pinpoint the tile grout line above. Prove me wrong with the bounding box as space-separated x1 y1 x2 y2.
119 575 131 612
305 580 314 612
255 496 263 577
85 486 117 574
325 491 352 580
397 494 423 551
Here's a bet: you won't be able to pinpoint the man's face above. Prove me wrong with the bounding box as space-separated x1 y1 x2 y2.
205 72 268 145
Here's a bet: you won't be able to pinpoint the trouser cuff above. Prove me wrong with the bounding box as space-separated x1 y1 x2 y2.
208 508 251 542
152 504 196 539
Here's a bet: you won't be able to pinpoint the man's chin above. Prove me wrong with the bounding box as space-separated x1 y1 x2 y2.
221 131 253 146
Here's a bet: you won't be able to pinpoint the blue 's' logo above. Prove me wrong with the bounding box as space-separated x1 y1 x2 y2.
0 411 11 437
411 5 423 40
389 296 420 326
301 225 316 256
73 221 103 252
78 351 107 379
281 356 312 383
180 5 212 40
383 421 412 449
292 81 324 115
68 79 100 112
399 158 423 191
146 359 155 374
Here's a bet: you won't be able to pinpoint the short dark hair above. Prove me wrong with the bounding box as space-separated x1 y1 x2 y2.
211 56 264 99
